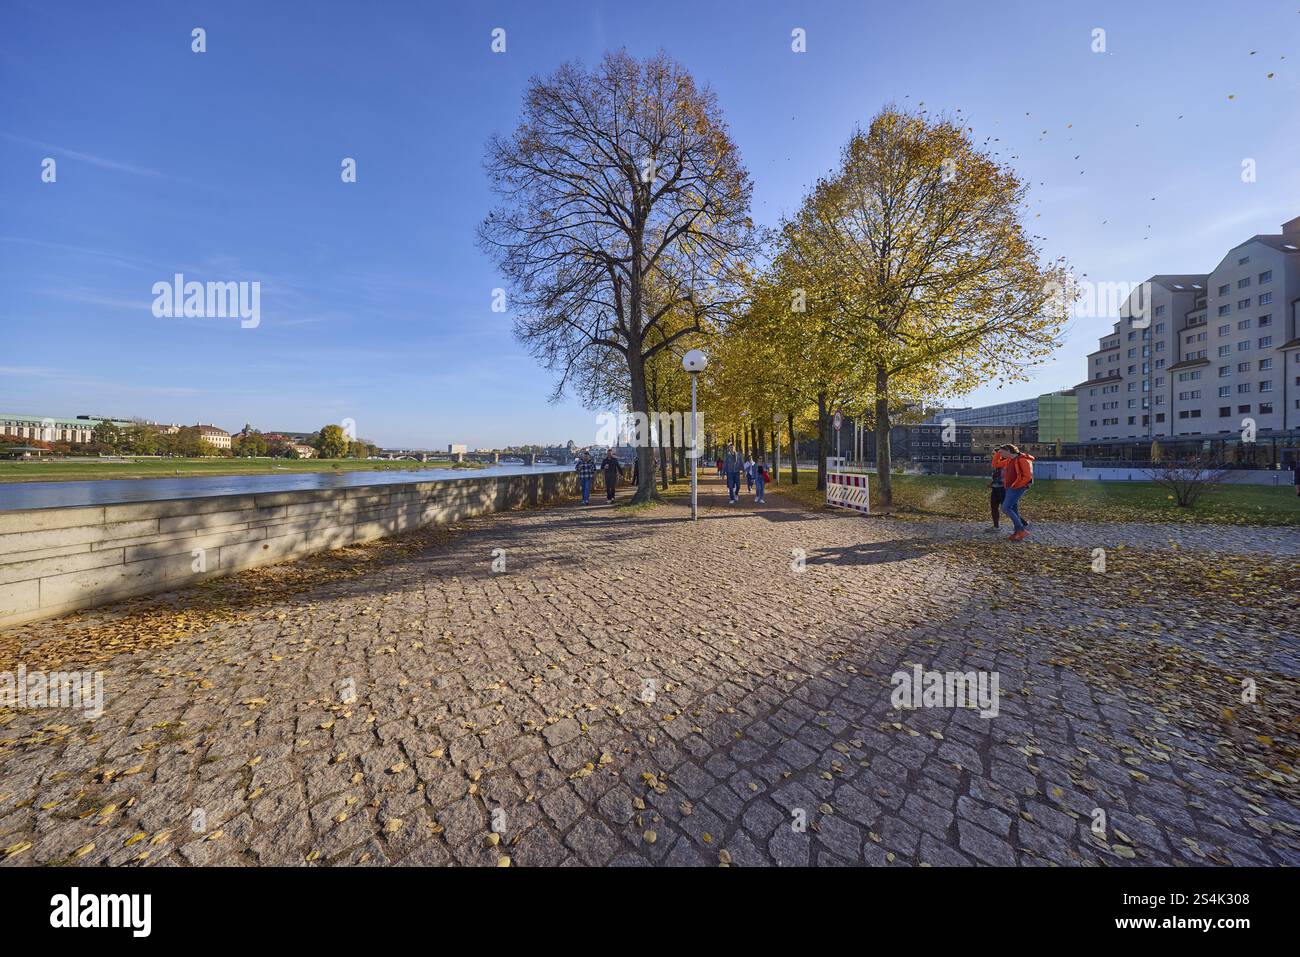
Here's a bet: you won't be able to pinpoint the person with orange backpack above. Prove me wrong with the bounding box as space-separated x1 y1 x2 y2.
997 444 1035 540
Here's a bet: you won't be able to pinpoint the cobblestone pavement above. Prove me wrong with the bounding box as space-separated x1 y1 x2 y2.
1 476 1296 867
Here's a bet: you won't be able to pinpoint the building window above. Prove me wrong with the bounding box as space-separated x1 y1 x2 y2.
1259 402 1273 414
1218 283 1231 295
1219 406 1231 416
1218 304 1231 316
1259 358 1272 371
1259 380 1273 392
1258 291 1272 305
1238 299 1251 310
1237 277 1250 288
1219 386 1231 397
1259 336 1272 348
1238 340 1251 351
1258 270 1271 283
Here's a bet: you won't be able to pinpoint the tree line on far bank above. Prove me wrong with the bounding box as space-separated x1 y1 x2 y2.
481 50 1075 506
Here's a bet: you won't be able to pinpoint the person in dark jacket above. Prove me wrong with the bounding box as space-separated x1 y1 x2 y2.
1293 459 1300 498
601 449 622 503
574 450 596 505
986 449 1007 531
722 444 742 503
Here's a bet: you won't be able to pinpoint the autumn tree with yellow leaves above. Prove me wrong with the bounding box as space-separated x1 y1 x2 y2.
779 106 1074 505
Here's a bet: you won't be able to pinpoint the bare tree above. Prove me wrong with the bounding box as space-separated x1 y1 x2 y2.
479 50 755 502
1147 458 1229 508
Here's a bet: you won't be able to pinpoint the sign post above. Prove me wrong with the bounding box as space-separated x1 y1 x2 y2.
833 410 842 461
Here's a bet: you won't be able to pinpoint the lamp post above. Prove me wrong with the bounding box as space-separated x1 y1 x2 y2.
682 349 707 521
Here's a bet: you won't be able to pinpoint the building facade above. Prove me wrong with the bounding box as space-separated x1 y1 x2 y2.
1078 215 1300 444
0 413 134 445
925 391 1077 442
195 425 232 450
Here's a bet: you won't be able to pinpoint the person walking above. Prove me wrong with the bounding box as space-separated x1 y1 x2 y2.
998 444 1035 541
744 454 755 493
753 455 769 503
986 448 1008 532
601 448 622 503
575 450 596 506
722 443 742 503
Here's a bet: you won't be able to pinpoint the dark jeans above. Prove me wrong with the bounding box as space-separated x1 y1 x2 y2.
990 487 1005 526
605 477 616 501
725 471 740 499
1002 486 1027 532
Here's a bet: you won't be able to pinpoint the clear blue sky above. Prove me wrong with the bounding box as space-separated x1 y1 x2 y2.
2 0 1297 447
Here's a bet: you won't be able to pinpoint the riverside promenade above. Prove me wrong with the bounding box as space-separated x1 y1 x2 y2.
0 476 1296 867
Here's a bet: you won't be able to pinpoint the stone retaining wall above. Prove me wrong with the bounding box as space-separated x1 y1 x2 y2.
0 471 576 628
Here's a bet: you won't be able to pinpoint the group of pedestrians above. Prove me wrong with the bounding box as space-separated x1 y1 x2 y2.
573 448 626 505
720 443 769 504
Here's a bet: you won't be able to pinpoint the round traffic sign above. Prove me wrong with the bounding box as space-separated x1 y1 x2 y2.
833 411 842 431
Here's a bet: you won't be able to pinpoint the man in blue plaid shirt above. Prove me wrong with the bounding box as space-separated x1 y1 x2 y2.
574 450 597 505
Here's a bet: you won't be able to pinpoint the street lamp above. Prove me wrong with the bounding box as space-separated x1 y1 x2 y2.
682 349 707 521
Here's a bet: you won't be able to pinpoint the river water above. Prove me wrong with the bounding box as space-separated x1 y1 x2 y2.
0 465 571 511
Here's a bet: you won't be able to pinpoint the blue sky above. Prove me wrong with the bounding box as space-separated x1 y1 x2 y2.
2 0 1297 448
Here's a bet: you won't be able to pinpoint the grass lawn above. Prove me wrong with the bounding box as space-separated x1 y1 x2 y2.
768 469 1300 526
0 457 485 483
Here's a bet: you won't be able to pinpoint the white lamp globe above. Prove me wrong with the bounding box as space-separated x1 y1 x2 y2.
682 349 708 373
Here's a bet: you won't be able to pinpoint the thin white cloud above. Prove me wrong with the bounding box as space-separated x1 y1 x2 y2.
0 132 166 178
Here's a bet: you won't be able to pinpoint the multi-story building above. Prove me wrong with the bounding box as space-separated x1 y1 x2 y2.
1079 215 1300 444
195 424 232 450
1077 275 1207 442
924 391 1078 442
0 413 134 445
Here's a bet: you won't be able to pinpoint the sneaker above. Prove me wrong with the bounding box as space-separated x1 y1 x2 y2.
983 525 999 532
1009 530 1029 541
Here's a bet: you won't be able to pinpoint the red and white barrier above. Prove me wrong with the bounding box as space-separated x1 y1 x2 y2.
826 457 870 514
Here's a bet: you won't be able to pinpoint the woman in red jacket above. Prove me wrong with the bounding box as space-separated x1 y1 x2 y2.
998 445 1035 541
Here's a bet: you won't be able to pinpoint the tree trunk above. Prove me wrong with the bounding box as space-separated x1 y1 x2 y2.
788 412 799 485
875 365 893 507
657 424 669 490
628 348 661 504
816 391 828 491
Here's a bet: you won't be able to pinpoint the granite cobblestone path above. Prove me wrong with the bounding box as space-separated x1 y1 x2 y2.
1 476 1295 867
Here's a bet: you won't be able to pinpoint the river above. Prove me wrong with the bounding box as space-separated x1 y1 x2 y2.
0 465 571 511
